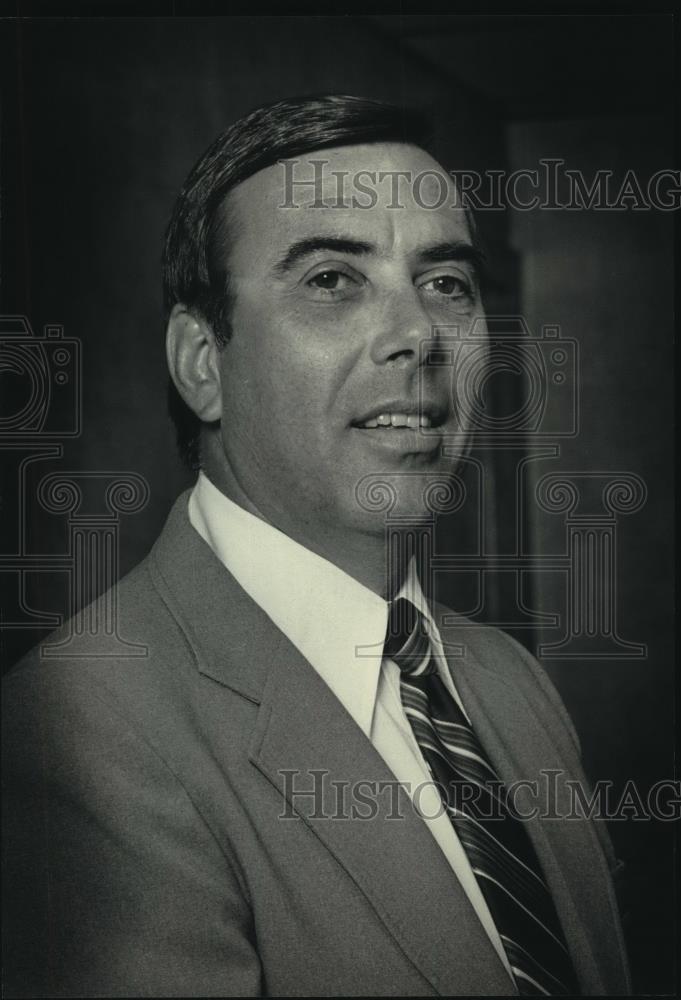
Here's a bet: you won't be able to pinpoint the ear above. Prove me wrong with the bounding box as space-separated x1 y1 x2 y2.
166 305 223 423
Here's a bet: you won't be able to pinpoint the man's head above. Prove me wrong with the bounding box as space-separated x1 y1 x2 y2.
164 95 487 551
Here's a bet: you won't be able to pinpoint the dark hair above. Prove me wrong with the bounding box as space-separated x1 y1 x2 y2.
162 94 432 468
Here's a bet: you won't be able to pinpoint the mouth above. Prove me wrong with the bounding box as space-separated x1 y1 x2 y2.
349 403 447 456
350 403 447 432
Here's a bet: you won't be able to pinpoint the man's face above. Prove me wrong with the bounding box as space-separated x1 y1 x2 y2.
213 142 486 540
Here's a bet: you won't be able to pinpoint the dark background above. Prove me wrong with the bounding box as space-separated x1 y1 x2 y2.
1 13 676 994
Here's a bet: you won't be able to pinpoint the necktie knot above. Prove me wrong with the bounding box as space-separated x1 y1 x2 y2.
384 598 437 676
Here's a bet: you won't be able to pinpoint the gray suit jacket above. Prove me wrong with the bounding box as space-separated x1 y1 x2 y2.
3 491 631 997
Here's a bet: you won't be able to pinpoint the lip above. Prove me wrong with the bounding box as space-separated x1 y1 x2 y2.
351 423 444 455
351 398 448 428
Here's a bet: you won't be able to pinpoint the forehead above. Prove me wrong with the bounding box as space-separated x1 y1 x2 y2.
224 142 472 266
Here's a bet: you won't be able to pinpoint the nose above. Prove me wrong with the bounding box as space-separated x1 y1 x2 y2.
369 285 433 370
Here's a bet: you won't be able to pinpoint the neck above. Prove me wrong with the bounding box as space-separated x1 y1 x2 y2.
201 453 412 600
299 527 409 599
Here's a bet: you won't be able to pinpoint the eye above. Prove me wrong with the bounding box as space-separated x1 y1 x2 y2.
304 265 365 301
420 274 472 299
308 270 349 291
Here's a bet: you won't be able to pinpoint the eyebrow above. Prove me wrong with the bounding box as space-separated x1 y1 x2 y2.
272 235 487 281
417 241 487 282
272 237 374 274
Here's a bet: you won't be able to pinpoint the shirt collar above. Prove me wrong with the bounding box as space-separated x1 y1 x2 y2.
188 471 436 738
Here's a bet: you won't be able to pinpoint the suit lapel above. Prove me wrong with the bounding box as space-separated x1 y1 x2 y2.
441 624 629 996
249 632 517 997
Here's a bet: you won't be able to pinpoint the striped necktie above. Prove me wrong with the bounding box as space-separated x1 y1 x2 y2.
385 597 579 997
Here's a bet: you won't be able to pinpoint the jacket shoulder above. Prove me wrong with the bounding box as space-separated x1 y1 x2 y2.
2 552 197 735
431 602 582 758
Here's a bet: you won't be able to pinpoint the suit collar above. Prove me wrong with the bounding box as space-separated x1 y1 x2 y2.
189 470 387 737
148 489 277 703
151 484 448 730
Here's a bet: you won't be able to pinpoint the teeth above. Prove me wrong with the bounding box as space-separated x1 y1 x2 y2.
358 412 433 429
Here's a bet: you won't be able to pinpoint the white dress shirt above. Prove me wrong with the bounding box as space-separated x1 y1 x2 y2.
188 471 513 979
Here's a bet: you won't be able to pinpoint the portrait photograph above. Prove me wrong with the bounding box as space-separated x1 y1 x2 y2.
1 9 677 998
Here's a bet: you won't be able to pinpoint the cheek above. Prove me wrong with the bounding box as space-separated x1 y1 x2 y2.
227 302 353 427
219 344 330 455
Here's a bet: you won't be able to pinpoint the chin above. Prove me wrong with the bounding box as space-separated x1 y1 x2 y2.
347 470 457 531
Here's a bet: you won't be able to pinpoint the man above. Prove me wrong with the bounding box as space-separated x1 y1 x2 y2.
3 95 630 997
